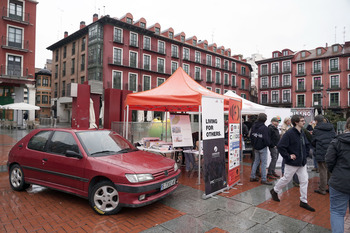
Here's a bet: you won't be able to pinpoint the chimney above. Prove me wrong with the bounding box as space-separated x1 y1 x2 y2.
93 13 98 22
80 21 86 29
64 31 68 38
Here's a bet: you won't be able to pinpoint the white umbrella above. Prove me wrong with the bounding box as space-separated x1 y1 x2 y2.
2 102 40 110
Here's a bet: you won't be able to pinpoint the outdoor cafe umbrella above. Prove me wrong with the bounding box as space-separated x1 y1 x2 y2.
1 102 40 110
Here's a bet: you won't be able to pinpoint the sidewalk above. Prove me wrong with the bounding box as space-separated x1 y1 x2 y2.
0 127 349 232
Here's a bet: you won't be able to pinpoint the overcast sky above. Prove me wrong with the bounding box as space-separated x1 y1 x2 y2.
35 0 350 68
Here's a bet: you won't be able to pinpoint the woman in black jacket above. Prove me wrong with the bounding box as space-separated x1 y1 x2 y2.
325 117 350 233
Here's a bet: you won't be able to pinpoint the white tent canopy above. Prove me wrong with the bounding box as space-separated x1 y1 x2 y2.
1 102 40 110
224 91 268 114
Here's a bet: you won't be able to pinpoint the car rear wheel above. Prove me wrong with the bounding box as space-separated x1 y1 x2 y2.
9 164 30 191
89 181 121 215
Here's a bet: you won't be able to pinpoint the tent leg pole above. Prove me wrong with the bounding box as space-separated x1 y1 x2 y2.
198 106 202 185
165 111 167 142
126 106 129 140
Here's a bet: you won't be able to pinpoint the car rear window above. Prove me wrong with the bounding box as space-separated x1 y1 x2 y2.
28 131 52 151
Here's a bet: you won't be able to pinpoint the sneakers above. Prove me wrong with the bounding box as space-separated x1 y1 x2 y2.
261 180 273 185
314 189 326 195
267 174 277 180
270 189 280 202
300 201 315 212
250 177 259 182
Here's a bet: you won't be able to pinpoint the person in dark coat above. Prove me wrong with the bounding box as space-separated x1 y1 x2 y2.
325 117 350 233
267 117 281 179
270 115 315 212
312 115 336 195
249 113 272 185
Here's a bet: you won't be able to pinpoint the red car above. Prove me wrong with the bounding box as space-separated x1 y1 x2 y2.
8 128 180 215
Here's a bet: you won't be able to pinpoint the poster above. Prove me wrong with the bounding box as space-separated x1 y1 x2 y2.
170 114 193 148
228 99 242 187
202 96 226 196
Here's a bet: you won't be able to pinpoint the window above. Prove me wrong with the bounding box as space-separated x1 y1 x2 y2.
282 90 290 103
313 93 322 106
63 46 67 58
62 81 66 96
113 71 122 89
213 47 216 52
330 58 339 71
183 64 189 74
169 32 173 39
62 62 66 76
114 28 123 43
232 62 236 72
195 67 201 80
55 65 58 79
130 51 137 68
72 42 76 55
241 79 245 90
271 91 279 103
261 64 268 75
301 51 306 58
48 132 79 155
241 93 246 99
55 50 59 62
54 83 58 97
231 75 236 87
206 55 212 66
42 95 48 104
215 57 221 68
271 76 279 88
181 36 185 42
333 45 338 53
172 62 178 74
143 75 151 91
283 50 289 56
81 37 86 51
71 58 75 74
241 67 246 75
317 48 322 55
193 39 196 46
36 93 40 104
282 75 291 86
215 72 221 84
130 32 138 47
36 77 41 86
282 61 290 72
28 131 51 152
157 58 165 73
140 22 146 28
171 45 178 58
128 73 137 92
297 63 305 75
224 73 229 85
330 75 339 88
81 76 85 84
297 78 305 90
42 77 49 87
348 74 350 88
126 17 132 24
157 78 165 86
330 93 339 106
206 86 212 91
204 43 208 49
215 88 221 94
261 77 268 88
313 77 322 89
113 48 122 65
81 54 85 71
158 41 165 54
224 60 229 70
273 52 278 58
271 63 279 74
195 51 201 63
206 69 212 82
297 95 305 107
8 26 22 48
9 0 23 21
261 92 268 104
183 48 190 60
7 55 21 76
313 60 321 73
155 27 160 35
143 36 150 50
143 54 150 70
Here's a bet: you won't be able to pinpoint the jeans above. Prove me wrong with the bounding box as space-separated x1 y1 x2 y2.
251 147 268 181
268 146 279 174
329 186 350 233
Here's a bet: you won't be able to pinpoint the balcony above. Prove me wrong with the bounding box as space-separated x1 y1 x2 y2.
311 86 323 92
296 104 305 108
327 85 341 91
295 85 306 92
329 66 341 73
260 85 269 90
171 53 179 58
270 84 280 89
2 7 30 25
1 36 29 52
260 72 269 76
281 83 292 88
328 101 341 109
0 66 34 82
194 74 202 81
206 78 213 83
295 71 306 77
311 69 323 75
271 69 279 75
282 68 291 73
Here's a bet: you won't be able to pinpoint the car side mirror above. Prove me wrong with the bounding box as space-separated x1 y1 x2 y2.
65 150 83 159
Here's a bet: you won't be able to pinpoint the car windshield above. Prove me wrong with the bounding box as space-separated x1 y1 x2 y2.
76 130 137 157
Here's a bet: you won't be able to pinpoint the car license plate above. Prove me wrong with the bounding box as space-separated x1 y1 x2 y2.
160 178 176 191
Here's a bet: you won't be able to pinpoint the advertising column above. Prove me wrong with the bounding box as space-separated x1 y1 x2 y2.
202 96 226 197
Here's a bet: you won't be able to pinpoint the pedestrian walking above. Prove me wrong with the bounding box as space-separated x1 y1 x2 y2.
270 114 315 212
312 115 336 195
249 113 272 185
325 117 350 233
267 117 281 179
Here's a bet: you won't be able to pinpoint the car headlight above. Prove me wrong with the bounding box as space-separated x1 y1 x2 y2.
125 173 154 183
174 162 178 172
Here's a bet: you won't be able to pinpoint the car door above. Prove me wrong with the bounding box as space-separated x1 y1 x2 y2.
43 131 86 192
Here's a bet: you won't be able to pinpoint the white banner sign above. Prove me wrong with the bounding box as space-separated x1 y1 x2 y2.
202 96 224 140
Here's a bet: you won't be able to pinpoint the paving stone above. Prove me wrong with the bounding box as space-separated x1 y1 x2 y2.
160 215 216 233
236 206 278 224
264 215 308 232
299 224 331 233
141 225 173 233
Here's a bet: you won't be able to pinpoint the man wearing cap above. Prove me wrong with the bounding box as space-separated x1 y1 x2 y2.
267 117 281 179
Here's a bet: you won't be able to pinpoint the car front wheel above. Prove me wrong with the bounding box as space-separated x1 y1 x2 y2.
89 181 121 215
9 164 30 191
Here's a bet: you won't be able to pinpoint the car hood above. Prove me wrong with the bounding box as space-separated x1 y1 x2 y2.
93 150 175 173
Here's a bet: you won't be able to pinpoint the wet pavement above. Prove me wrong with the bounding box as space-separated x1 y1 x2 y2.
0 126 349 233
